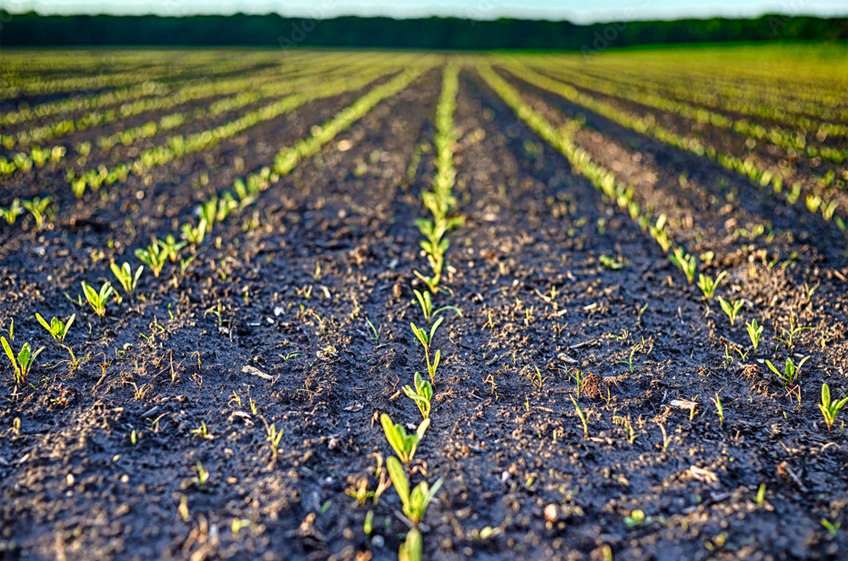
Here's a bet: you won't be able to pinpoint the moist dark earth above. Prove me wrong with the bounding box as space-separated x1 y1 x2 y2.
1 59 848 561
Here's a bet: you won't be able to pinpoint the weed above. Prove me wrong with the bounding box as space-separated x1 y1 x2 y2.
403 372 434 420
381 413 428 465
696 271 727 300
711 391 725 424
718 296 743 326
531 364 550 390
818 383 848 433
619 343 642 373
81 281 113 317
111 262 143 296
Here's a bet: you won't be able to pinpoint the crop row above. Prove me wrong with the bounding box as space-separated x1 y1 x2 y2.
0 59 343 152
528 62 847 164
501 63 847 230
0 62 367 178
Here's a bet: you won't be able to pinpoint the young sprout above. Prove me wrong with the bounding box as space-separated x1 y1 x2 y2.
402 372 434 420
386 455 443 527
159 235 187 262
35 313 80 369
110 262 143 296
570 395 588 437
410 318 443 383
765 356 809 388
134 240 167 278
818 383 848 434
696 271 727 300
746 319 763 355
35 313 74 343
22 196 52 231
669 247 696 284
380 413 429 465
2 321 44 385
711 392 725 424
1 199 22 225
599 255 623 270
81 281 114 317
413 289 461 324
399 528 423 561
718 296 743 326
181 220 208 245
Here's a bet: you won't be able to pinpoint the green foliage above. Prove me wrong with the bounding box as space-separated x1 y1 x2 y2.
411 318 443 382
386 456 443 527
81 280 114 317
110 262 143 296
413 289 461 324
746 319 763 354
134 240 167 277
718 296 743 326
765 355 809 388
35 313 74 343
696 271 726 300
380 413 428 465
403 372 434 420
819 383 848 433
669 247 697 284
22 196 52 230
2 323 44 385
399 528 422 561
0 199 22 225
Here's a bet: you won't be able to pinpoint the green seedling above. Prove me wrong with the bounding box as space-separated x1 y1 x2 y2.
718 296 743 326
1 199 22 224
134 240 167 278
22 196 52 231
711 392 725 424
35 313 81 369
571 395 588 437
410 318 443 382
403 372 434 420
599 255 623 270
35 313 74 343
159 235 187 262
111 262 143 296
696 271 727 300
386 455 443 527
765 356 809 388
381 413 428 465
413 289 461 324
81 281 113 317
669 247 696 284
2 323 44 385
181 219 208 245
821 518 841 538
399 528 422 561
776 313 811 350
819 383 848 433
746 319 763 355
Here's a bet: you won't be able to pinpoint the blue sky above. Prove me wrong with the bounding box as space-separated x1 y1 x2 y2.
5 0 848 23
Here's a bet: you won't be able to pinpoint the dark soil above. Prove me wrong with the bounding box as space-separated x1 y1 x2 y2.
1 58 847 561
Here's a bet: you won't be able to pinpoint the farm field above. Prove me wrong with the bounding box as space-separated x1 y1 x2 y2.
1 44 848 560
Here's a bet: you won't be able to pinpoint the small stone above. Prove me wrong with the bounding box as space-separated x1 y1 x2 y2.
544 503 558 523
